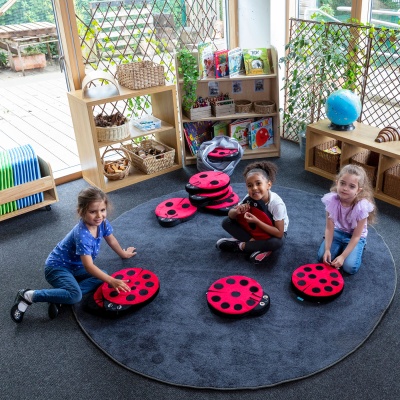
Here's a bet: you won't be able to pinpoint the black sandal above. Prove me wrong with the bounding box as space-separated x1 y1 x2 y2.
48 303 61 320
10 289 32 323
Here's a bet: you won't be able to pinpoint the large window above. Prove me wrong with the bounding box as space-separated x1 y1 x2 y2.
297 0 400 25
298 0 352 22
370 0 400 27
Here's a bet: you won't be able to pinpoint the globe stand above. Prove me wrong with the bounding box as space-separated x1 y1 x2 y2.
328 122 355 131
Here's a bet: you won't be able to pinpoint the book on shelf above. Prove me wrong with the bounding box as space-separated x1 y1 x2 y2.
214 49 229 78
248 117 274 150
197 42 215 79
183 121 213 155
228 47 244 78
229 118 254 149
212 120 231 137
243 48 272 75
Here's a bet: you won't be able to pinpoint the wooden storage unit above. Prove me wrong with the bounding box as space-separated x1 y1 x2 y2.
67 84 182 193
0 157 59 221
305 119 400 207
177 47 280 165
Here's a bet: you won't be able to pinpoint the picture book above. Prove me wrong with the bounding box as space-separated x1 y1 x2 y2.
198 42 215 79
183 121 213 155
214 49 229 78
248 118 274 150
229 118 254 148
242 48 272 75
212 120 231 137
228 47 244 78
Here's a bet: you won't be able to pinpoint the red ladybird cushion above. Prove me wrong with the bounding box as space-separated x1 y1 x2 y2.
185 171 230 194
205 191 240 211
291 263 344 301
189 186 232 207
206 275 270 317
155 197 197 227
93 268 160 314
236 196 273 240
207 147 240 162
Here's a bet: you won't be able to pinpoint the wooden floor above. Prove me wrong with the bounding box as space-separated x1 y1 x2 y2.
0 64 81 181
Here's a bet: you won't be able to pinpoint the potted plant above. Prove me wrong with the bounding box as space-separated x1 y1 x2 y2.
11 45 46 72
280 19 366 156
176 48 199 113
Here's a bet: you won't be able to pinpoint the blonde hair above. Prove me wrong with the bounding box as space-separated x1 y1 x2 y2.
331 164 377 224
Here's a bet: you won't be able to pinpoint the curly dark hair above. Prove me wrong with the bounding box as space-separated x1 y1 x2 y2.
243 161 278 183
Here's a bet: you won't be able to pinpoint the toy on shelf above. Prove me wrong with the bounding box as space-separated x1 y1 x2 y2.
375 126 400 142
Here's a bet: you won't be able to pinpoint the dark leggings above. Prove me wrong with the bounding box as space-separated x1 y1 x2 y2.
221 217 286 254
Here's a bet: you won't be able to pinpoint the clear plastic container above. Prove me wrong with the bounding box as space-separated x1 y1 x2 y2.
131 115 161 131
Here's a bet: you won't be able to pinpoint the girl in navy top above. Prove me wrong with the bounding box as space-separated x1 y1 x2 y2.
11 186 136 323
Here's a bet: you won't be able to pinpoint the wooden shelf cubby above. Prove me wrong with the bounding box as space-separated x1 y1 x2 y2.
177 47 280 165
67 84 182 193
305 119 400 207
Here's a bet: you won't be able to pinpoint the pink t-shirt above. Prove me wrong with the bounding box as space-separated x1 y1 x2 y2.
321 192 374 238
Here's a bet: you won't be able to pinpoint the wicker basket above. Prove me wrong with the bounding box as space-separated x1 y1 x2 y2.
254 100 275 114
101 147 131 181
123 139 175 174
350 150 379 186
314 140 341 174
235 100 253 113
116 61 165 90
211 99 235 117
96 122 130 142
383 164 400 200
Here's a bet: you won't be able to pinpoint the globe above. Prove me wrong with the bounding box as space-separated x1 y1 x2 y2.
325 89 361 131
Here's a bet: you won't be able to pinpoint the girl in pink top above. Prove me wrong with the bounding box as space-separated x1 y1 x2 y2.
317 164 376 274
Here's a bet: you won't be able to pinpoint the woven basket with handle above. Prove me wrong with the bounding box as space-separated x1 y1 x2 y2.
116 61 165 90
101 147 131 181
122 139 175 175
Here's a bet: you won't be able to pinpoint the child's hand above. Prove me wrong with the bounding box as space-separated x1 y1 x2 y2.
236 204 250 214
243 211 258 223
122 246 137 259
110 278 131 293
322 250 332 266
330 256 344 269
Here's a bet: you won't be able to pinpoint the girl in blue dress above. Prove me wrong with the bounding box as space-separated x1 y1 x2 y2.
318 164 377 274
11 186 136 323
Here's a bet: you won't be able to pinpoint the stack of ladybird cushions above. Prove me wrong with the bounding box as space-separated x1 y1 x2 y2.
154 171 239 227
186 171 239 213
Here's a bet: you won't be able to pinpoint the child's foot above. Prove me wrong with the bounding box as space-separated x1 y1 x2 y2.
10 289 33 323
249 251 272 264
48 303 61 320
216 238 241 253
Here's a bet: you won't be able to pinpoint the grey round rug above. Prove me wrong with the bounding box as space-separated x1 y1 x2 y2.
73 184 396 389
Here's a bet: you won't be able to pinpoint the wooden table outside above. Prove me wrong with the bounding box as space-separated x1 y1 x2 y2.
0 22 59 76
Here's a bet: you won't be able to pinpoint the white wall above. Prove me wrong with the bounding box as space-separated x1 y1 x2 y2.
237 0 287 114
238 0 271 48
